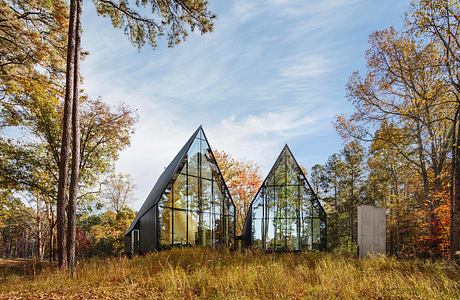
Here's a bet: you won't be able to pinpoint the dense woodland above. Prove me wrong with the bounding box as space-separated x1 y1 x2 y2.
1 0 460 279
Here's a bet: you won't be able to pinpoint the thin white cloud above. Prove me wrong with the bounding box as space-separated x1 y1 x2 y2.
80 0 404 210
281 55 331 78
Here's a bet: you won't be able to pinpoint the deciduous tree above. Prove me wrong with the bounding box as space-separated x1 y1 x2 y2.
213 150 262 235
409 0 460 258
103 172 135 214
57 0 216 273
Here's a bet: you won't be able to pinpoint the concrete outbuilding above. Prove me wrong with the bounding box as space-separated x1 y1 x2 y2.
357 205 386 258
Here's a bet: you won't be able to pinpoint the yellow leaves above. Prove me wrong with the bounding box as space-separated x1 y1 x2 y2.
1 1 68 79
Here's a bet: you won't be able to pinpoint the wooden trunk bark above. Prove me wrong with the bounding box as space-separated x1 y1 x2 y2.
48 209 55 263
67 0 82 275
57 0 78 269
36 198 42 260
451 108 460 259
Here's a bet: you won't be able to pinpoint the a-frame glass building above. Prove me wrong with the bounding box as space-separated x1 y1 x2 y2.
242 145 326 251
125 126 236 254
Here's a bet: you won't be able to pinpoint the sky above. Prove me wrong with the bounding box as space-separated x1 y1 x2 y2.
80 0 409 210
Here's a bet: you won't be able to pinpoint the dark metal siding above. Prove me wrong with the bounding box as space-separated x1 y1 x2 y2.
124 234 132 254
139 207 156 253
241 207 252 247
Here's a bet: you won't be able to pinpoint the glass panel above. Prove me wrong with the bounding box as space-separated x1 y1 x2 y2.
312 218 321 250
266 187 276 219
301 189 312 219
179 160 187 175
202 179 212 212
252 194 263 219
188 138 200 177
227 213 235 245
213 181 222 216
253 218 263 247
274 187 286 220
274 218 286 251
301 216 312 250
286 217 298 250
173 210 187 246
275 159 287 186
286 186 298 219
159 187 173 208
320 217 327 250
173 173 187 210
189 176 199 211
311 198 320 217
188 210 199 246
197 212 205 246
203 212 212 246
213 202 221 220
228 203 235 219
160 207 172 246
286 153 300 185
212 210 223 245
201 140 213 180
266 218 275 251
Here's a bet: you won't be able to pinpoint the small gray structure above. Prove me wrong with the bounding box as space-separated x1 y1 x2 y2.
357 205 386 258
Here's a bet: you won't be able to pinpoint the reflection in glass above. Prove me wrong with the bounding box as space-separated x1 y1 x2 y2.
246 146 326 251
253 218 263 247
154 129 235 249
160 207 172 246
173 210 187 245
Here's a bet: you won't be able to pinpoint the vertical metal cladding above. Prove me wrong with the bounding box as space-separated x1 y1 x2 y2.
139 207 156 253
358 205 386 258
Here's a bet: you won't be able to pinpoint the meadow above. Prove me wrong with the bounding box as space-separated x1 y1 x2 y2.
0 248 459 299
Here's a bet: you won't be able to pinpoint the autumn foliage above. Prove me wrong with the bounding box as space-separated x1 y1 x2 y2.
213 150 262 235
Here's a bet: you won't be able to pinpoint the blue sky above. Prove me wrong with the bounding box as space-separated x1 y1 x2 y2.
81 0 409 210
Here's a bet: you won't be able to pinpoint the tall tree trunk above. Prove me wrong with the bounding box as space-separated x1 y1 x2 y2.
415 122 434 251
350 168 355 245
67 0 82 275
47 203 55 263
36 195 42 260
57 0 78 269
49 224 54 262
451 107 460 259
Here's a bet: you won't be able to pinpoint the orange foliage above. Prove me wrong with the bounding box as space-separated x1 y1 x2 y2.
213 150 262 235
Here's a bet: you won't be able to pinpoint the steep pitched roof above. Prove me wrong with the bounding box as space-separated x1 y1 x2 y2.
243 144 326 239
125 126 202 235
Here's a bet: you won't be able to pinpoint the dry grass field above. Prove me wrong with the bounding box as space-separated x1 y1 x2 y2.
0 248 459 299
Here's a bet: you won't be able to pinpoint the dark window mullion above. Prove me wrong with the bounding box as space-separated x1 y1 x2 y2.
186 157 189 245
171 184 174 246
284 156 288 249
297 175 301 251
311 198 314 250
198 138 203 246
262 189 266 250
211 176 214 247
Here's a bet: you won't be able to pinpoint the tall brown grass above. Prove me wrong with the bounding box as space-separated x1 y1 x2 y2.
1 248 459 299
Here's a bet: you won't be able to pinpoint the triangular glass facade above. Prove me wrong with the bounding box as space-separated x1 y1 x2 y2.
155 128 235 248
244 145 326 251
